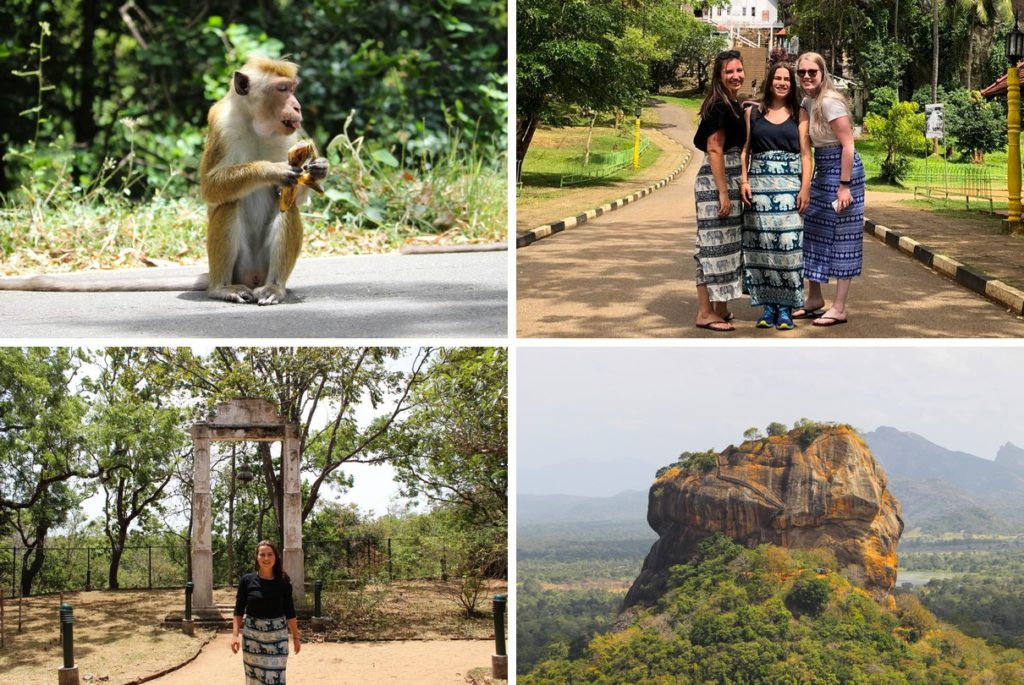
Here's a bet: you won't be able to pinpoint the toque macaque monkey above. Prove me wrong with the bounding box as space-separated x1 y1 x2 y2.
200 56 328 305
0 56 327 305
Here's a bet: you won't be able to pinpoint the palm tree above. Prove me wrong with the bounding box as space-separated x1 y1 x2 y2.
957 0 1012 90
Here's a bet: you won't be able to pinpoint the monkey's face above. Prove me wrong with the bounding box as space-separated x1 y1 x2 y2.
234 70 303 138
266 78 303 136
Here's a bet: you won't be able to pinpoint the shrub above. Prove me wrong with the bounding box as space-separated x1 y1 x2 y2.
786 575 831 617
864 101 925 186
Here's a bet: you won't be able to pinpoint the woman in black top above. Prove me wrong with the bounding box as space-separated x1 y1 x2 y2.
693 49 746 332
739 63 812 330
231 540 300 685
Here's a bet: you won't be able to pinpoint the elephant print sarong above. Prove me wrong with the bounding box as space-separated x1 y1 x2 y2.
694 148 744 302
243 615 289 684
742 150 804 308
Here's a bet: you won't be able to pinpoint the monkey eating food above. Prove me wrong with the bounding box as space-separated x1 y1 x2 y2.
0 56 328 306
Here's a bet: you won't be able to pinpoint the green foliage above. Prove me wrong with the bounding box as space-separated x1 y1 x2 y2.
522 536 1024 684
946 90 1007 160
785 574 832 617
765 422 788 437
656 449 718 477
0 4 506 264
859 39 911 93
743 427 763 441
791 418 841 447
867 86 899 117
864 102 926 185
381 348 507 534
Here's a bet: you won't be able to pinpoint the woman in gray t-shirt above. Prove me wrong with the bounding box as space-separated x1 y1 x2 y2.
794 51 865 328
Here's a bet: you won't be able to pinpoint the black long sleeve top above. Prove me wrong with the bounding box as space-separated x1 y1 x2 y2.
234 572 297 619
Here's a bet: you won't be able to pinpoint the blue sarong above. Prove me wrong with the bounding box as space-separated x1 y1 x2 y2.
802 146 865 282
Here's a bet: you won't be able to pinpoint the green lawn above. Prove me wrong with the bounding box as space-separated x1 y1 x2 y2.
519 125 664 189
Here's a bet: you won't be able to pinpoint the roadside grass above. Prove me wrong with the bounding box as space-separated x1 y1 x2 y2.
0 149 506 278
518 120 666 211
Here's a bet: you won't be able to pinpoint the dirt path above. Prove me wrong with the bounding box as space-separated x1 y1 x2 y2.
146 632 493 684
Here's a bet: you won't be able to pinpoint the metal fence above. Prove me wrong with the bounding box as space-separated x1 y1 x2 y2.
559 135 651 187
0 537 456 597
860 155 1005 209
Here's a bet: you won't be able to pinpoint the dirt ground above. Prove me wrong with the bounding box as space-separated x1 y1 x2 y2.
145 632 498 684
0 581 507 685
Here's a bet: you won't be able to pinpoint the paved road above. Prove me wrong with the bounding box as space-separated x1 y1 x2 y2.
1 252 508 339
516 102 1024 338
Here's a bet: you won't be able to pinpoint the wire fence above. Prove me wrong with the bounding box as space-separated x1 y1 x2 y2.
0 537 460 598
860 155 1006 208
559 135 651 187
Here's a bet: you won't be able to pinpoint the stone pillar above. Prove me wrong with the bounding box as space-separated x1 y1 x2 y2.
191 432 214 611
282 424 305 605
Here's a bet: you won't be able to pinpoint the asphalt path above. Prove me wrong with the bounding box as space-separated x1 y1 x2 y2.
516 101 1024 338
1 252 508 339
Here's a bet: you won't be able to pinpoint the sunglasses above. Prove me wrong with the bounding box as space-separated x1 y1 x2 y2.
718 50 741 60
796 68 820 78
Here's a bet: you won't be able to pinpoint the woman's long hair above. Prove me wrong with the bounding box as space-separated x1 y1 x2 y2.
796 52 849 141
758 63 800 120
699 49 744 120
254 539 290 582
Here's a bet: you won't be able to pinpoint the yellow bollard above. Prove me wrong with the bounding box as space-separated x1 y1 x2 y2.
632 105 642 171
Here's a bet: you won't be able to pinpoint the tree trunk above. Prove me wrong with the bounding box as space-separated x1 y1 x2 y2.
932 0 939 103
228 445 236 583
19 525 47 597
966 28 974 92
258 443 283 543
583 112 598 167
108 532 126 590
73 0 100 145
516 116 540 182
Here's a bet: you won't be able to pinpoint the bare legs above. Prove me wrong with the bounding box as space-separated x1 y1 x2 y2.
796 279 850 323
695 285 734 331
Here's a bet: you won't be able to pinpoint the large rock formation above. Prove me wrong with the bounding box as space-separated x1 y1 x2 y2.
623 426 903 608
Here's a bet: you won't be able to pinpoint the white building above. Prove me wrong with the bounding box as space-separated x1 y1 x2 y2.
700 0 782 28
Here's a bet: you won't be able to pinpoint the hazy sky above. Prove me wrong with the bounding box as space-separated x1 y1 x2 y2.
517 345 1024 496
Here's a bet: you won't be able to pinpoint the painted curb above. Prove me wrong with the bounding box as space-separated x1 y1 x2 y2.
517 150 694 249
864 219 1024 315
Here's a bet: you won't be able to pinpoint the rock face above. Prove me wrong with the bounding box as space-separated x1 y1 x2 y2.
623 427 903 608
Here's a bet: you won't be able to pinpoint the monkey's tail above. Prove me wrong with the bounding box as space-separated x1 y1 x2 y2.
0 272 209 292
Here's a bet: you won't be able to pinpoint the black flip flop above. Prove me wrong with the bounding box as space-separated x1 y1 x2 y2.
696 321 735 332
792 308 825 320
812 316 848 327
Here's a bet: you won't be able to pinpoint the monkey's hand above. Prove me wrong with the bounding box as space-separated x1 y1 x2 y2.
272 162 302 188
308 157 329 182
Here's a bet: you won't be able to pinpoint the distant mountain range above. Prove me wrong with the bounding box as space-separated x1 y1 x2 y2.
518 427 1024 539
864 427 1024 535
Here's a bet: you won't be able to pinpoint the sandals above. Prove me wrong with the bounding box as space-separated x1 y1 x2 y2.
696 320 735 332
792 307 825 320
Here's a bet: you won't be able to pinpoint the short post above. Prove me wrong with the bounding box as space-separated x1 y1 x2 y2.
632 105 642 170
311 579 326 631
182 581 195 636
58 604 79 685
491 594 507 680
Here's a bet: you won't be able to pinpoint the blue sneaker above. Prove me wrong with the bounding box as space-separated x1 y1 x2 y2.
776 306 795 330
756 304 777 328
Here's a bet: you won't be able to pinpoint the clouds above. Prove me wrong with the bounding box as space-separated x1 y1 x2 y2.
518 346 1024 496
